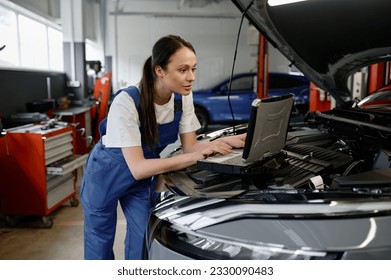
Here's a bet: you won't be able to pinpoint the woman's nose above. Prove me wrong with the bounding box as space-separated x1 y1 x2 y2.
188 71 195 81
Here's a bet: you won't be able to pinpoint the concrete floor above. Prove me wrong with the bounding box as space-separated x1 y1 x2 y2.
0 170 126 260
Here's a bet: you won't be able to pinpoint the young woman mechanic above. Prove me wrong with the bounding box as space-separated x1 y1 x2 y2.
81 34 246 260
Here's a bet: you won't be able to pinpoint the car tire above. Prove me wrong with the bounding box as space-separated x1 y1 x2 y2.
195 107 209 134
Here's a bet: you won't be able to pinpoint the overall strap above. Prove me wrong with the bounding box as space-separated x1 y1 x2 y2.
98 86 140 137
173 93 182 114
99 87 182 138
120 86 141 106
123 87 182 112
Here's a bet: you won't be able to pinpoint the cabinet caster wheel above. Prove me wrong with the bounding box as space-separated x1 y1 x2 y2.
70 196 79 207
42 216 53 228
5 215 17 227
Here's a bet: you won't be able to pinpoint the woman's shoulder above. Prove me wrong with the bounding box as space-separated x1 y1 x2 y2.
111 90 137 110
115 86 139 98
114 86 140 101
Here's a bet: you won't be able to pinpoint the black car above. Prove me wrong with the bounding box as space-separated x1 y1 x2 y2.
145 0 391 260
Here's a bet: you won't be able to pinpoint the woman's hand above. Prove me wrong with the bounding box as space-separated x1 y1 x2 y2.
199 133 247 159
216 133 246 149
200 139 233 159
122 133 245 180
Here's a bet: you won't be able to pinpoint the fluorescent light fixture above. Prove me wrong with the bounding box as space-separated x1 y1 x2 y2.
268 0 309 6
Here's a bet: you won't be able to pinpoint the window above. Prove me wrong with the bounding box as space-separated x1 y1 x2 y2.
0 5 18 67
0 3 63 71
48 27 64 71
230 76 254 91
19 14 48 69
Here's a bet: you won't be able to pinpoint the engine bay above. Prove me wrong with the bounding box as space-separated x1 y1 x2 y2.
163 107 391 199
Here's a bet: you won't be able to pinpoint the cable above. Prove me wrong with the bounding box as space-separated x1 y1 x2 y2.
227 0 255 135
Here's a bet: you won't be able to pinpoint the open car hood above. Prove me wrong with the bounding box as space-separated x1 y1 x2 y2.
231 0 391 105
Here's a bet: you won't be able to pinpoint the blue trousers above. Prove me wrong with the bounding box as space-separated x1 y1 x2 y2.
81 141 158 260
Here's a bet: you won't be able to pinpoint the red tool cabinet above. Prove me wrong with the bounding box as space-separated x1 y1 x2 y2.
0 123 87 227
55 106 93 155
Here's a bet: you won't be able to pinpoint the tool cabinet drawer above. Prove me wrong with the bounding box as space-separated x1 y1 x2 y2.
46 154 88 175
44 131 73 165
46 173 74 209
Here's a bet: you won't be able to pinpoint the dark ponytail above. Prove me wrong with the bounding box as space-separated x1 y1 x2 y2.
139 56 158 147
139 35 196 147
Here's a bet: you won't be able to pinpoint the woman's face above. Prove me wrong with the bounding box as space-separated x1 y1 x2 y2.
157 46 197 96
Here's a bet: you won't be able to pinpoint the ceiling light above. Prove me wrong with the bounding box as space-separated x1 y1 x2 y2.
268 0 309 6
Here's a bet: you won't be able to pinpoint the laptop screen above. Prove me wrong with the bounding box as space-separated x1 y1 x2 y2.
196 93 294 175
243 93 294 163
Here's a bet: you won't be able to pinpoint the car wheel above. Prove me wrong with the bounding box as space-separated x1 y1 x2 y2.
195 107 209 134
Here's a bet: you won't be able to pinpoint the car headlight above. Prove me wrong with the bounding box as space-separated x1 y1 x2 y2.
149 219 341 260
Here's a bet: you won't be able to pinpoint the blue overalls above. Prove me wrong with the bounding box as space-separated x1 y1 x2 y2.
81 86 182 260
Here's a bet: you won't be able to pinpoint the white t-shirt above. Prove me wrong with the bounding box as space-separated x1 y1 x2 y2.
102 89 201 148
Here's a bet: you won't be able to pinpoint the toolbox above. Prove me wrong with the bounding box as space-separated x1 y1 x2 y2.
0 123 87 227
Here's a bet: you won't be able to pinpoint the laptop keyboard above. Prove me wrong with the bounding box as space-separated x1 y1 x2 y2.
207 150 244 164
221 154 247 165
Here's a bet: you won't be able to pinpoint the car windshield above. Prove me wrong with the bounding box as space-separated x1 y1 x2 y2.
224 75 254 91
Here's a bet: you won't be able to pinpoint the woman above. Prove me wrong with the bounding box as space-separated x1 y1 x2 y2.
81 34 246 260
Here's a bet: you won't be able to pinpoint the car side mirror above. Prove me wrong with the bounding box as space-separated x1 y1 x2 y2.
220 85 229 92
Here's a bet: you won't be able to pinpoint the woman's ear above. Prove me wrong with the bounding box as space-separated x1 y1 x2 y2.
154 66 163 78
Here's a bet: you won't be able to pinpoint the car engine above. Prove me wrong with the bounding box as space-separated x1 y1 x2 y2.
164 105 391 200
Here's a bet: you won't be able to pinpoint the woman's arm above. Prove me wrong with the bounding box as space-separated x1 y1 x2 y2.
122 131 246 180
180 131 246 154
122 145 203 180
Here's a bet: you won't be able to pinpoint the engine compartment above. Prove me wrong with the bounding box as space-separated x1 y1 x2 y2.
164 107 391 199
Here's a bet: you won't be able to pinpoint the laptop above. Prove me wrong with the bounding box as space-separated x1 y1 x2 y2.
196 93 294 175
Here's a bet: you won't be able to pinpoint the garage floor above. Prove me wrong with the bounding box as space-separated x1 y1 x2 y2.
0 126 227 260
0 170 126 260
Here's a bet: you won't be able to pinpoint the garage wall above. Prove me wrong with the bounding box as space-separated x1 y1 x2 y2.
0 69 67 121
105 0 263 91
1 0 295 117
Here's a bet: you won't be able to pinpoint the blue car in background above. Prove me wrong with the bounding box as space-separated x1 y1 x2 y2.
192 72 310 133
